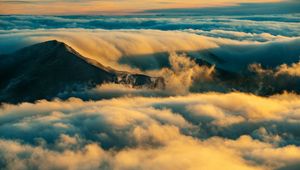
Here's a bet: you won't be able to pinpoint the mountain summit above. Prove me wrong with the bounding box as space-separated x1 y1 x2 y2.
0 40 164 103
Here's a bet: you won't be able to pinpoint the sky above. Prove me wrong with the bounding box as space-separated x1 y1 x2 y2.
0 0 288 15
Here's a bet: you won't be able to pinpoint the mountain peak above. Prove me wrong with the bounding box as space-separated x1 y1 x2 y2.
0 40 165 103
41 39 61 44
17 39 71 54
37 40 73 51
28 39 65 47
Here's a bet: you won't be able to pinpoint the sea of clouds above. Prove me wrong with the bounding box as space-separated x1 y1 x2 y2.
1 14 300 170
1 93 300 170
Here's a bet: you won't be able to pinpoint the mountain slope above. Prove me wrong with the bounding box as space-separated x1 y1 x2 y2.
0 40 164 103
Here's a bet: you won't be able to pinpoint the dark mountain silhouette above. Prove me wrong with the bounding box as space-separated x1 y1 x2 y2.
0 40 164 103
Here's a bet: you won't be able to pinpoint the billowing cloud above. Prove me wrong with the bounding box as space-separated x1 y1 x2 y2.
1 29 300 70
1 92 300 169
1 29 300 96
276 62 300 77
0 29 218 71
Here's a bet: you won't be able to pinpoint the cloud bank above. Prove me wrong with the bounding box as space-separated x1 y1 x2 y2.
1 29 300 70
1 92 300 170
1 29 300 95
1 15 299 37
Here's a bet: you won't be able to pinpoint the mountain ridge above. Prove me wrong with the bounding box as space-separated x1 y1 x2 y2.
0 40 165 103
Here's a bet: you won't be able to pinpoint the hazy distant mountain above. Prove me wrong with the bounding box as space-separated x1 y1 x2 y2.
0 40 164 103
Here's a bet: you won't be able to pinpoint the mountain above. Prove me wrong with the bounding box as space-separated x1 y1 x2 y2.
0 40 165 103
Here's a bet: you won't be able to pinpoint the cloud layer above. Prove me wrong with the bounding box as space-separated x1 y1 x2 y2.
1 15 300 37
1 29 300 96
1 29 300 69
1 92 300 170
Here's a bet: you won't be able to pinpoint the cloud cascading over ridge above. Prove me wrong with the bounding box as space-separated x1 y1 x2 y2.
1 29 300 70
1 28 300 95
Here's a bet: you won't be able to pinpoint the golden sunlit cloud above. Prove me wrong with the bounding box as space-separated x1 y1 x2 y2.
1 92 300 170
0 0 284 15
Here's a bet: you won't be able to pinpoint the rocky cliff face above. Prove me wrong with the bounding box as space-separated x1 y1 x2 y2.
115 73 165 89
